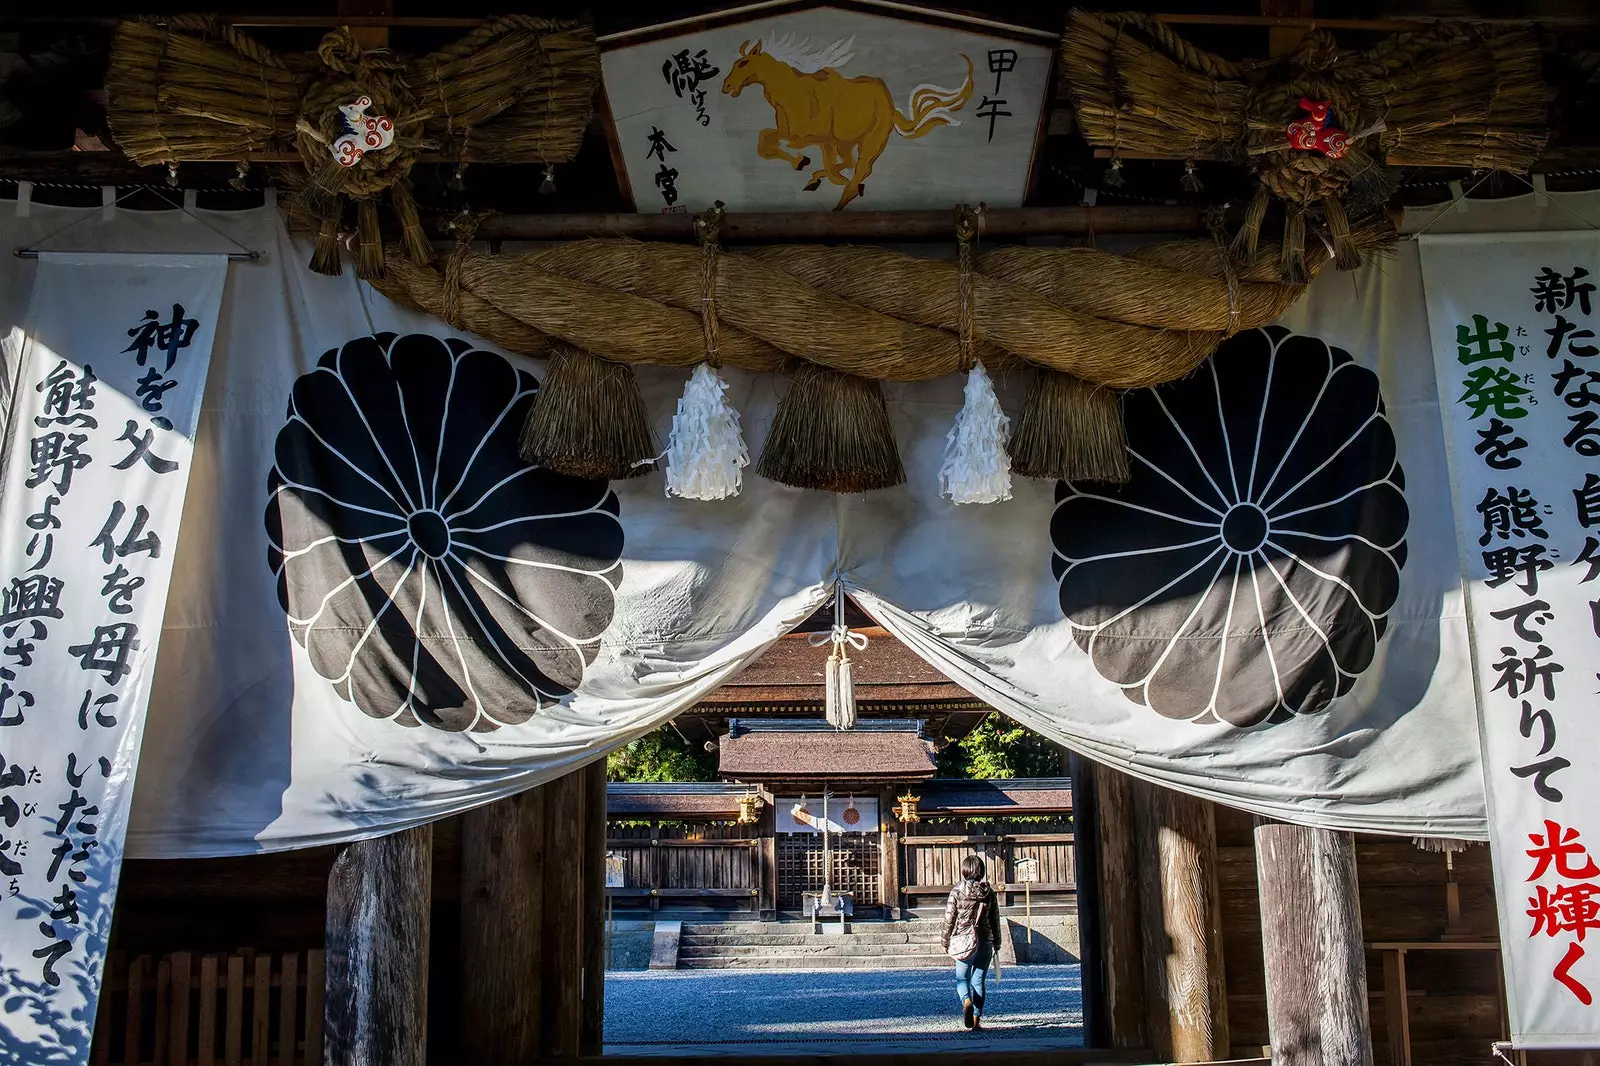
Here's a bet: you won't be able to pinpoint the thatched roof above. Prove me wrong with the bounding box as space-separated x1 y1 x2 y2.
718 719 936 782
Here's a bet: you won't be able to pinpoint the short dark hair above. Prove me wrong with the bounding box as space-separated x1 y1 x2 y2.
960 854 986 882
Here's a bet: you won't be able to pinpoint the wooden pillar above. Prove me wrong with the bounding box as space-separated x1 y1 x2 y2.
1254 820 1374 1066
459 788 545 1064
1096 765 1146 1049
879 785 901 919
324 823 432 1066
758 798 778 921
580 761 608 1056
1132 780 1229 1062
540 769 586 1058
1070 753 1107 1047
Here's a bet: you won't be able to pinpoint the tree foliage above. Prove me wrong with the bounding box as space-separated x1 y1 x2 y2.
606 727 719 782
936 713 1062 779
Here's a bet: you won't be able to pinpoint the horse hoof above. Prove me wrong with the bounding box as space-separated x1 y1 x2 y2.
803 178 822 192
795 155 811 171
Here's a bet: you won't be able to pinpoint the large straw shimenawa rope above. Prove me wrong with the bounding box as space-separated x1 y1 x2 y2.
1061 9 1551 281
106 16 599 278
367 215 1396 489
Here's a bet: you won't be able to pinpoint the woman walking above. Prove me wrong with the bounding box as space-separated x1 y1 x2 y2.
941 854 1003 1030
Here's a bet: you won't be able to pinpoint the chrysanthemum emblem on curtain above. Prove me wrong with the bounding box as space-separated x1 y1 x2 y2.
264 333 624 732
1052 326 1408 727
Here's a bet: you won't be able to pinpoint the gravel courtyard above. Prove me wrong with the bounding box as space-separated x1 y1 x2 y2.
604 965 1084 1055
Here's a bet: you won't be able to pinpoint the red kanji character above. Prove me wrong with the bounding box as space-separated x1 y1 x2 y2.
1555 941 1594 1006
1527 820 1600 880
1527 883 1600 940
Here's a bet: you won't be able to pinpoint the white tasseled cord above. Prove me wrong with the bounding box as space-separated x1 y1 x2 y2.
809 587 867 730
665 202 748 500
939 203 1013 504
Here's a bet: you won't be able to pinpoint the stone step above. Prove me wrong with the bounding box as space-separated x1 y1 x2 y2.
679 941 948 959
679 932 944 947
681 922 943 937
679 952 950 970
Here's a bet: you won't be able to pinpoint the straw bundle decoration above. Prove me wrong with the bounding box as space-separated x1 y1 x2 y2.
517 346 657 481
363 216 1396 492
1061 10 1551 281
756 364 905 494
1011 370 1131 484
106 15 598 276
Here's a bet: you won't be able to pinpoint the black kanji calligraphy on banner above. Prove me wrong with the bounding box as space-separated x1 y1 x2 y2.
264 334 625 732
1052 327 1409 727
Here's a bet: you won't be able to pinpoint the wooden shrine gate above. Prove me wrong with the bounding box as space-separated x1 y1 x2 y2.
775 830 882 910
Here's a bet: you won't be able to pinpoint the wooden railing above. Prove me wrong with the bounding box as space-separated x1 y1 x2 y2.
91 949 324 1066
605 836 760 908
900 833 1077 907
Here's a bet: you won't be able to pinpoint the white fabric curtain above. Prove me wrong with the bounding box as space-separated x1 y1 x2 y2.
1 187 1592 856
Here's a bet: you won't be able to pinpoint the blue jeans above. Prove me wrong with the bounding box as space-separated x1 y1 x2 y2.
953 942 993 1014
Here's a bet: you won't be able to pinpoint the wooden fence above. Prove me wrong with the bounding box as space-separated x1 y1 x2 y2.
90 949 324 1066
606 825 760 909
900 830 1076 911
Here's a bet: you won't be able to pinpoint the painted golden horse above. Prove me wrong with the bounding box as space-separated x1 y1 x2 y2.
721 38 974 210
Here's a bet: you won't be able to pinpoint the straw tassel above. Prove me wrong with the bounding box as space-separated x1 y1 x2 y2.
757 363 905 493
665 363 748 500
1280 206 1308 285
518 345 657 480
389 181 435 268
311 210 344 276
355 198 385 280
1179 159 1204 193
941 363 1013 504
1231 186 1270 265
1010 369 1130 483
1321 193 1362 272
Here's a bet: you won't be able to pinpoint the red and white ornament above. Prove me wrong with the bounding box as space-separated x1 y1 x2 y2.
1285 97 1350 160
330 95 396 168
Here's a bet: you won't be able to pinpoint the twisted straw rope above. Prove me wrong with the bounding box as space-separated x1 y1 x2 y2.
367 218 1394 388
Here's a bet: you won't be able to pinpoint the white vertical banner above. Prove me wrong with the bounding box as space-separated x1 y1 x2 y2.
0 252 224 1061
1421 231 1600 1049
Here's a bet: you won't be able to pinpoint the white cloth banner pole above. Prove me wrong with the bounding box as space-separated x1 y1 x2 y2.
0 252 225 1061
1420 231 1600 1049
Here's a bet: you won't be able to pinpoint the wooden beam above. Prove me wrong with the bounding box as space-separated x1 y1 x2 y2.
539 770 586 1058
1254 820 1374 1066
1096 766 1146 1050
580 762 608 1057
451 205 1224 242
1132 781 1228 1063
323 824 432 1066
1263 0 1314 56
459 788 546 1064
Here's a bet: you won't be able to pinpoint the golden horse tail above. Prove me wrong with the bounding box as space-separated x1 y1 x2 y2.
892 54 974 139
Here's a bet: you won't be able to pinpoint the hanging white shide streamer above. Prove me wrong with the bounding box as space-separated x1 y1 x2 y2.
940 362 1013 504
664 362 748 500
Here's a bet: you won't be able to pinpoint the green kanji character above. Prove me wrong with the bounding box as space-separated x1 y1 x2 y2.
1459 366 1532 419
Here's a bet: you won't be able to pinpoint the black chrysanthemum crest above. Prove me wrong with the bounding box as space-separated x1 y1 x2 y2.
1051 327 1408 727
264 333 624 732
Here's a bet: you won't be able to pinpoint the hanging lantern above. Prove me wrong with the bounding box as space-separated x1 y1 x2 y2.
737 791 764 825
893 792 922 824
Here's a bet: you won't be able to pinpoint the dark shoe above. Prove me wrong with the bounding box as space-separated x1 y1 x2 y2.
962 998 975 1029
972 1012 983 1031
